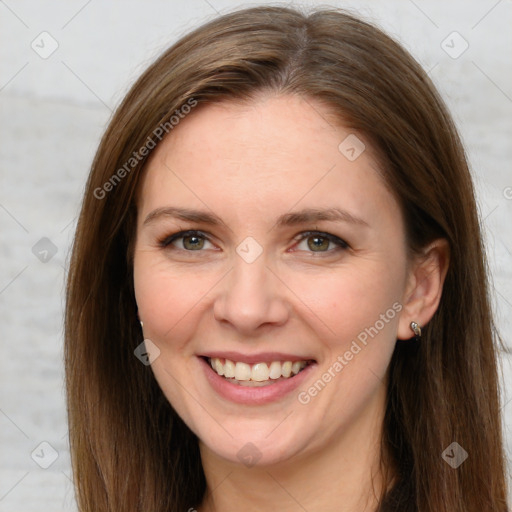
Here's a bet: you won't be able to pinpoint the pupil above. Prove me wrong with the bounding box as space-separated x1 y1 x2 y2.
308 236 329 251
184 235 204 250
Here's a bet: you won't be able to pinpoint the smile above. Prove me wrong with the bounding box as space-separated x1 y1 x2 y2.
208 357 312 387
199 354 317 404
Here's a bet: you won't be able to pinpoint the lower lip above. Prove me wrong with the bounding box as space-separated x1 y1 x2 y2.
199 357 316 405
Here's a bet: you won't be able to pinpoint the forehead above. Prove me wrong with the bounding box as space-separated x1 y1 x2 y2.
138 95 399 228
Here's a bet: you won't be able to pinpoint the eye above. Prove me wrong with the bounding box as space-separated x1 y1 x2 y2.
293 231 349 253
160 230 215 251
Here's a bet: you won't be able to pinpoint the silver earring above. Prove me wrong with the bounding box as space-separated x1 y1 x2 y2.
410 321 422 340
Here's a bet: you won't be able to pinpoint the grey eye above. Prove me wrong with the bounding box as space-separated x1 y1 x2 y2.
294 231 349 253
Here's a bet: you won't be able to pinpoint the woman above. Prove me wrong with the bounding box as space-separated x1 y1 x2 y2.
64 5 509 511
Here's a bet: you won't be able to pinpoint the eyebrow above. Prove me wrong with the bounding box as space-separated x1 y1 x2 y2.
143 206 222 226
143 206 369 228
275 207 369 228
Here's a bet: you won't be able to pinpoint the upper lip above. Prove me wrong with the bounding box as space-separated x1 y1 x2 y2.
199 351 316 364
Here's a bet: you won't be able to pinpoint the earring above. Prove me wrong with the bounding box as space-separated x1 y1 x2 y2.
140 320 144 328
410 321 422 340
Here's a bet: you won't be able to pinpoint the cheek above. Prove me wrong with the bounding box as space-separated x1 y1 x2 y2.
287 263 404 343
283 263 405 400
133 253 216 349
291 268 404 417
132 253 215 424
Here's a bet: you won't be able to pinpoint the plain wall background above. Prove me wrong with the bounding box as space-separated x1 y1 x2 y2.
1 0 511 510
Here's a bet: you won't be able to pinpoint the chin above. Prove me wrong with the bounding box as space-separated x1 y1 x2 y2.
196 418 315 469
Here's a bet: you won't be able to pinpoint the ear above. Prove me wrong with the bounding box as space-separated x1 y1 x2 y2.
397 238 450 340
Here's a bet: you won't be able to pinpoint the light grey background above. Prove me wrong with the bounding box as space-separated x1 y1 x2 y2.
1 1 511 510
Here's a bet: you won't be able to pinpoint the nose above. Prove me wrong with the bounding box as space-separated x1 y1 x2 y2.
213 257 290 335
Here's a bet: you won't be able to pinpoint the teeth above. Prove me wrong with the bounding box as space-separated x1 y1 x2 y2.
224 359 235 378
208 357 309 382
269 361 282 379
213 358 224 376
282 361 292 378
251 363 269 382
234 362 251 381
291 361 303 375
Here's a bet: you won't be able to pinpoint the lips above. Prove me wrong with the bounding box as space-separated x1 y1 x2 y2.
198 352 317 404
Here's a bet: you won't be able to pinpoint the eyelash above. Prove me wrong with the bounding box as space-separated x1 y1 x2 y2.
294 231 350 252
158 229 349 254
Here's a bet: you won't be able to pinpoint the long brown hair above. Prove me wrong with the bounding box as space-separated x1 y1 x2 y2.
65 6 509 511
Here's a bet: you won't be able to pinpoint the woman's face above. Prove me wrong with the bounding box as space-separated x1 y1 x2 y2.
133 94 413 467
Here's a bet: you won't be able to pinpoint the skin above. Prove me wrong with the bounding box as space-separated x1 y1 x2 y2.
133 94 449 511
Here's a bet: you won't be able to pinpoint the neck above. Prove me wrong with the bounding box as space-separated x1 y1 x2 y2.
198 384 393 512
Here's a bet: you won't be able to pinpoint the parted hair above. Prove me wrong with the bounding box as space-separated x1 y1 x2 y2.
65 5 509 511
